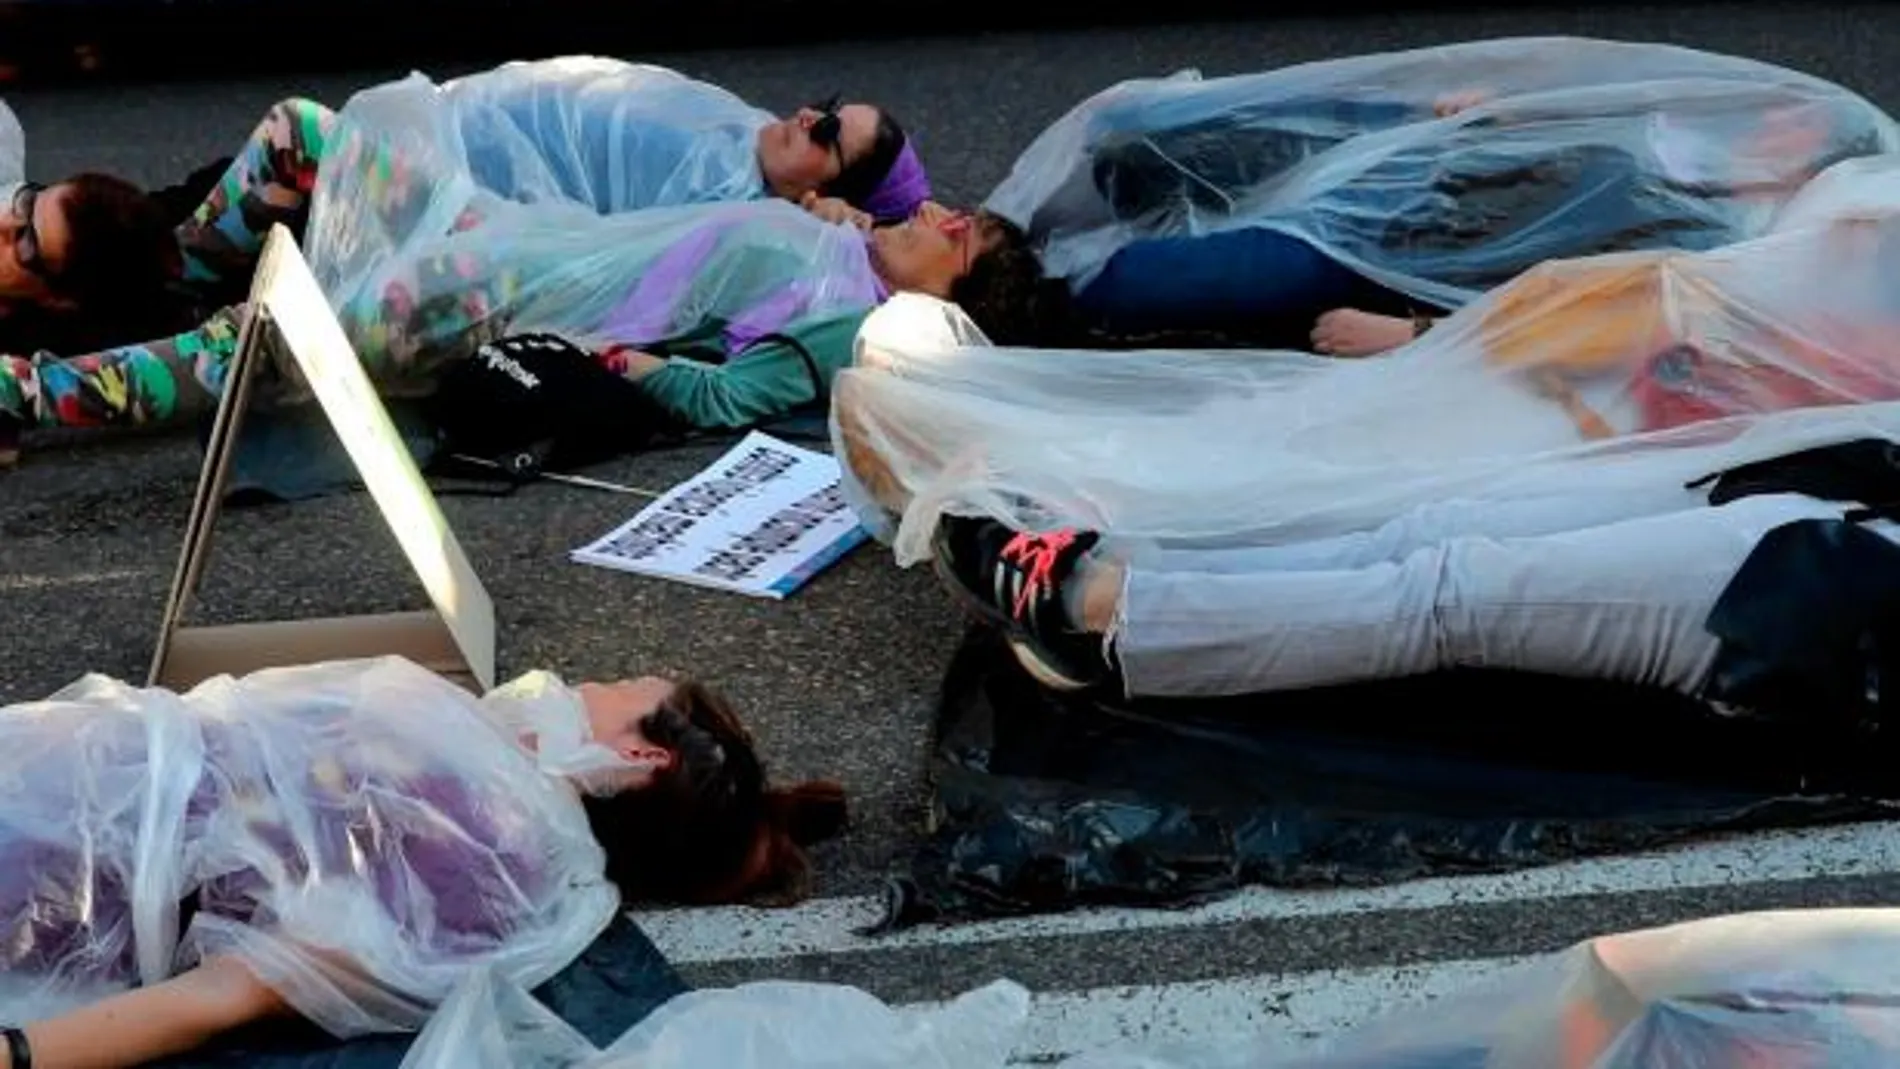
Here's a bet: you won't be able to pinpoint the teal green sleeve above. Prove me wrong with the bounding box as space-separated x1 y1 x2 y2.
636 310 869 431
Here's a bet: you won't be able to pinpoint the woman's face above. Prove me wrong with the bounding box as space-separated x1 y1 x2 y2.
578 676 680 791
0 181 74 305
870 201 997 297
758 101 880 201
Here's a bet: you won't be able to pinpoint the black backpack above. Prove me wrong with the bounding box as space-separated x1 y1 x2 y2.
423 332 683 484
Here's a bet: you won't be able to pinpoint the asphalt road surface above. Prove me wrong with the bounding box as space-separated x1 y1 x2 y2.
5 3 1900 1062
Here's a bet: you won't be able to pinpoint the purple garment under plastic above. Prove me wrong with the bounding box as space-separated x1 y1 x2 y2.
0 727 554 993
193 769 546 951
599 216 887 355
0 834 137 978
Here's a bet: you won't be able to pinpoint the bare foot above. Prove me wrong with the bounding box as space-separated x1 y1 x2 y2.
1433 88 1492 118
1310 308 1420 358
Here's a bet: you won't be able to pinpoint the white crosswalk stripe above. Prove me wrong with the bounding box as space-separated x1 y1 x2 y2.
917 957 1538 1064
631 821 1900 1063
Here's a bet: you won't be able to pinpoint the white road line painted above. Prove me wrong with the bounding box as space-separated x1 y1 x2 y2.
906 955 1536 1064
636 821 1900 964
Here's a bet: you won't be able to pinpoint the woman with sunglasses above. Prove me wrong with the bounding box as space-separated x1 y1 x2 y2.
0 54 939 371
441 57 931 222
0 72 1037 465
0 653 846 1069
0 57 935 462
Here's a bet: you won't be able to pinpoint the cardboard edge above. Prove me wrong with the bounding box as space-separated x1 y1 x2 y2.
149 227 499 693
155 612 480 693
147 288 270 687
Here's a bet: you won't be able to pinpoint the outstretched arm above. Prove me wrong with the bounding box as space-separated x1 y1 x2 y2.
618 311 865 432
3 956 291 1069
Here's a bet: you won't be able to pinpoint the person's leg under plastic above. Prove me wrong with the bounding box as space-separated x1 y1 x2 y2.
330 241 526 388
1132 483 1709 576
0 233 532 445
1110 493 1856 699
174 98 339 304
2 955 290 1069
0 245 518 449
1089 99 1424 223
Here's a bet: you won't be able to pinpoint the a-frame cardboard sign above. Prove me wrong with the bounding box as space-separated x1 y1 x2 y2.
148 224 497 694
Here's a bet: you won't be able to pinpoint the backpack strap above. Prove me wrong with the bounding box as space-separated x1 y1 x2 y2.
749 330 828 408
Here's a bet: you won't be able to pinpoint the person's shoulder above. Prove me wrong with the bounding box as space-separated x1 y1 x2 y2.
780 307 874 342
759 308 872 364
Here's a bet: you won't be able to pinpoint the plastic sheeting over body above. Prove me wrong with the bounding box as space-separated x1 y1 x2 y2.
436 57 771 214
392 908 1900 1067
397 970 1029 1069
1168 908 1900 1069
988 37 1900 309
837 154 1900 566
302 62 876 388
0 657 618 1038
0 99 22 188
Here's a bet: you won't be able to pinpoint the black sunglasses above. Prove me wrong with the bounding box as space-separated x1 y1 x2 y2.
807 94 846 166
9 182 50 281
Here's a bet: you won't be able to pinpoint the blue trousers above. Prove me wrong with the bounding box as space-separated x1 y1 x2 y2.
1075 227 1420 348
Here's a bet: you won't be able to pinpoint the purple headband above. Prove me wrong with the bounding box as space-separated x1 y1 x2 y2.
861 140 931 223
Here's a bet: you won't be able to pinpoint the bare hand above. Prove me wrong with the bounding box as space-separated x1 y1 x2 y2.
800 191 873 231
1310 308 1420 358
1433 88 1492 118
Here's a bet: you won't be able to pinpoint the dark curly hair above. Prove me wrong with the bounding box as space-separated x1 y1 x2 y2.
37 172 200 349
581 679 847 907
951 212 1251 351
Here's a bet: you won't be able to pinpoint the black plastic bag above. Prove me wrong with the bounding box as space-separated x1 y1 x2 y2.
877 627 1900 929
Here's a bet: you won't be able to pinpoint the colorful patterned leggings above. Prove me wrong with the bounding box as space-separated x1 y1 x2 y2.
0 97 513 435
0 98 333 432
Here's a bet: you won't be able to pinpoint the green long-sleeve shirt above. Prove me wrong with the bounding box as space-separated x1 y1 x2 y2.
634 308 871 431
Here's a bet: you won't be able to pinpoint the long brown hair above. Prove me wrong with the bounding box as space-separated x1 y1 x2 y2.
581 680 847 906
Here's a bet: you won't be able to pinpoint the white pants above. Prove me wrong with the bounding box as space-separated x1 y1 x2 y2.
1114 492 1892 699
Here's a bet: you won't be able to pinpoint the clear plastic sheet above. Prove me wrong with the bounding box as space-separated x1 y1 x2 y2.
836 154 1900 566
303 65 878 387
986 37 1900 309
437 57 772 214
395 909 1900 1068
0 656 619 1038
0 98 23 188
1086 908 1900 1068
397 969 1031 1069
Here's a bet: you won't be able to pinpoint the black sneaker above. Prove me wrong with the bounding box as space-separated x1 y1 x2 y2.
931 514 1111 691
